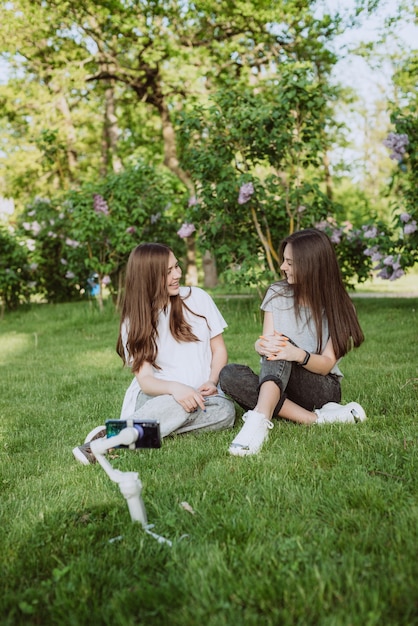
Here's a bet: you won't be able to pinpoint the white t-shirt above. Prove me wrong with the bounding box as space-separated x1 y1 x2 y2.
120 287 227 417
261 281 343 378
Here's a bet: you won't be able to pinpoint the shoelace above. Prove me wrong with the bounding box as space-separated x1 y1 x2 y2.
241 414 274 430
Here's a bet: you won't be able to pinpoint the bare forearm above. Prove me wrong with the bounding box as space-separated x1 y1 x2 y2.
135 374 178 397
208 344 228 385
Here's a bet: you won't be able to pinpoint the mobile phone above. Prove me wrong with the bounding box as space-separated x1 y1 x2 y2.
105 419 161 449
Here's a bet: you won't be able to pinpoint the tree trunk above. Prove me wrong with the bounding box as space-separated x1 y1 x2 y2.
203 249 218 288
184 236 198 286
101 80 123 175
54 89 77 178
323 150 333 200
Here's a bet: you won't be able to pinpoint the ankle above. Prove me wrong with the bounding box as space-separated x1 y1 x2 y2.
254 407 271 420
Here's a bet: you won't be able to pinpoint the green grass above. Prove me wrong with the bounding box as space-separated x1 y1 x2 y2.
0 297 417 625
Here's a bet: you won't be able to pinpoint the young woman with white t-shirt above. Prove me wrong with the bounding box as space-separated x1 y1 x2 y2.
73 242 235 464
118 242 235 434
220 228 367 457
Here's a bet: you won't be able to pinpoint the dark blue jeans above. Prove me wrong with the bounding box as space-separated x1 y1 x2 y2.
219 358 341 416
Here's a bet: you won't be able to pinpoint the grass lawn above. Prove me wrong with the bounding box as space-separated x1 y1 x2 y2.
0 295 417 625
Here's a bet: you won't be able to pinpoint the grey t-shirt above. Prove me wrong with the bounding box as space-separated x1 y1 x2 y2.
261 281 343 378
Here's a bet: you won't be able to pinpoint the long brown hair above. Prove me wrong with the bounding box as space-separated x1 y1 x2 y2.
116 243 204 373
275 228 364 359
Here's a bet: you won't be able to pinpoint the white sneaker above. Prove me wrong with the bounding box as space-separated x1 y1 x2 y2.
229 410 274 456
84 425 107 444
72 425 106 465
314 402 366 425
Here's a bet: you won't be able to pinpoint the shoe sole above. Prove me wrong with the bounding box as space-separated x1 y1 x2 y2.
229 444 250 456
347 403 367 423
229 442 264 456
72 446 92 466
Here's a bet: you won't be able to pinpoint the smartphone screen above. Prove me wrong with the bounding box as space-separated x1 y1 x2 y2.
105 419 161 449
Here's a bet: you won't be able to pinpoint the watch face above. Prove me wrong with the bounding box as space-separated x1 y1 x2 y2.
300 351 310 366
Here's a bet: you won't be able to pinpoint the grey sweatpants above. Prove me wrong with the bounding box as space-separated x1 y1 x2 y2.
132 391 236 438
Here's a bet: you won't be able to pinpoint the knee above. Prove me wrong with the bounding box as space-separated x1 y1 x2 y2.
211 398 236 430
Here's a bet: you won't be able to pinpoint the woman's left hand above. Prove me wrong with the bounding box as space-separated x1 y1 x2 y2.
198 380 218 396
260 331 299 361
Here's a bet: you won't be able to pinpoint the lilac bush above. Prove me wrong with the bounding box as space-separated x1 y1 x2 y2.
316 128 417 286
0 224 32 310
12 163 186 304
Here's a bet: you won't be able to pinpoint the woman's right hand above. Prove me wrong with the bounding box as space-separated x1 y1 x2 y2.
171 382 206 413
257 331 289 359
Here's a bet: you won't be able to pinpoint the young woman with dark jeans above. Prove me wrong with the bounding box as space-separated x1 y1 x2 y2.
220 228 367 457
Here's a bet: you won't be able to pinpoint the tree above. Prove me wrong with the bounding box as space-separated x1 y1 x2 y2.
3 0 402 298
0 224 32 312
176 65 336 289
14 161 187 305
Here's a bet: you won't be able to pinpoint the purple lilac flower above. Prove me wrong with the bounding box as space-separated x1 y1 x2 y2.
93 194 110 216
29 263 38 271
392 256 402 271
314 217 337 232
377 267 390 279
188 196 198 207
126 226 136 234
102 275 111 286
330 229 343 244
383 132 409 162
400 213 411 223
404 220 417 235
363 247 375 257
65 238 80 248
362 225 378 239
150 213 161 224
390 268 405 281
376 253 405 281
177 223 196 239
238 182 254 205
65 271 75 279
60 258 68 265
365 246 384 263
314 220 328 231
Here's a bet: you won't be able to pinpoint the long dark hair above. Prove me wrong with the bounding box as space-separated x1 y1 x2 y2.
275 228 364 359
116 243 204 373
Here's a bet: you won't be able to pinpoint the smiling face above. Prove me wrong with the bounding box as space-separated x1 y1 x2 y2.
280 243 295 284
166 251 182 296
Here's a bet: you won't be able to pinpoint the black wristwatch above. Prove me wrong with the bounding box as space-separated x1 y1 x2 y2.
298 350 311 366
